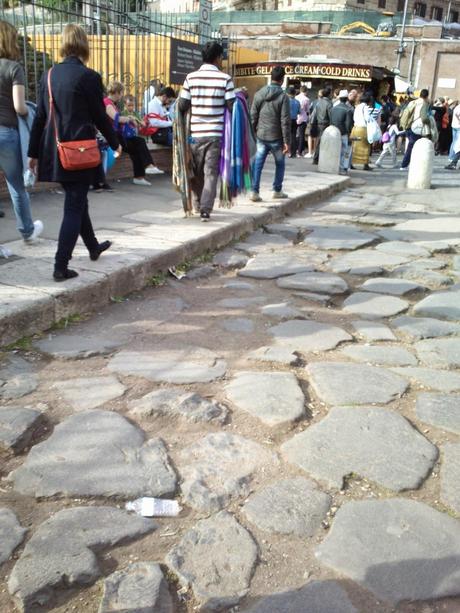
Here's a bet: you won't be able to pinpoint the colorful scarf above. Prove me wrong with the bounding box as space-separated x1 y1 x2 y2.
219 91 256 207
172 110 194 215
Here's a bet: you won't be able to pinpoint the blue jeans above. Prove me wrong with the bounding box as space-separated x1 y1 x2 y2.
340 135 351 171
449 127 460 160
0 126 34 238
251 139 285 193
401 129 421 168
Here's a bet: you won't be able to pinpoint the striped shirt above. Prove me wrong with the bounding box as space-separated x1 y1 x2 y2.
180 63 235 138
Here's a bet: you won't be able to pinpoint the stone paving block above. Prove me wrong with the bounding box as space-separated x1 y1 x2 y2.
128 389 228 425
52 376 125 411
277 271 348 294
293 291 331 306
213 249 249 269
328 250 409 274
339 345 417 366
342 292 408 319
358 277 424 296
8 506 155 611
0 508 26 566
440 442 460 514
223 280 255 291
392 265 452 289
282 407 437 490
264 223 300 241
99 562 173 613
178 432 277 512
0 355 38 400
351 320 396 341
242 477 331 537
378 216 460 245
247 345 299 366
108 347 226 384
415 393 460 434
391 315 460 340
414 338 460 368
221 318 255 333
270 320 351 353
217 297 266 309
392 367 460 392
316 498 460 604
302 225 376 250
166 511 257 611
237 252 319 279
413 290 460 321
261 302 304 320
234 231 291 254
375 241 430 258
11 410 176 498
0 407 43 456
36 332 123 359
247 580 358 613
225 371 305 427
306 362 408 405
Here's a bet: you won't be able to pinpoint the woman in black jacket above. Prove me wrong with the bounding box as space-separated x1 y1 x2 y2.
28 24 121 281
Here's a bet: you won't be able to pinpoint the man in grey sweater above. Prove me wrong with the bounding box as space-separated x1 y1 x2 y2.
250 66 290 202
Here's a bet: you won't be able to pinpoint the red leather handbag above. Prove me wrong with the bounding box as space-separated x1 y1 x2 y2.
47 68 101 171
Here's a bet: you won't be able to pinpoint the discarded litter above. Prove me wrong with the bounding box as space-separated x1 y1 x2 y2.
125 497 181 517
168 266 186 280
0 246 12 258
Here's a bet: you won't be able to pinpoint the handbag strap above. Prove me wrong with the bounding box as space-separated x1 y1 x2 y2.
47 67 60 145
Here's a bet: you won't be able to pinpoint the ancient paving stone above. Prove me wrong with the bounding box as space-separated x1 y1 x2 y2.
0 508 26 566
416 393 460 434
261 302 303 320
302 225 376 250
339 345 417 366
264 223 300 241
8 507 155 611
440 443 460 514
282 407 436 490
35 334 122 359
392 265 452 289
225 371 305 427
108 348 226 384
329 249 409 274
293 291 331 306
342 292 408 319
128 389 228 425
178 432 277 512
358 277 424 296
167 511 257 611
213 248 249 269
0 408 43 456
247 580 359 613
315 498 460 604
52 376 125 411
375 240 430 258
217 297 266 309
414 338 460 368
234 230 291 254
413 290 460 321
392 367 460 392
242 477 331 537
378 216 460 245
99 562 173 613
221 318 255 333
247 345 299 366
186 264 214 280
0 356 38 400
223 280 254 291
237 251 318 279
351 320 396 341
306 362 408 405
277 272 348 294
391 315 460 340
10 410 176 498
270 320 351 353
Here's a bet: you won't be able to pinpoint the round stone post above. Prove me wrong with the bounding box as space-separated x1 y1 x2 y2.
407 137 434 189
318 126 341 174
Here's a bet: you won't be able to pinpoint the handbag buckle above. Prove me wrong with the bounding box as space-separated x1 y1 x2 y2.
78 146 86 152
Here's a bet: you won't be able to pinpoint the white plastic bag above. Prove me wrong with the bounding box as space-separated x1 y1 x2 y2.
367 118 382 144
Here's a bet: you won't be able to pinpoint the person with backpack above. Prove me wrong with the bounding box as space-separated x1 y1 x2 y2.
287 86 300 158
399 89 431 170
375 117 404 168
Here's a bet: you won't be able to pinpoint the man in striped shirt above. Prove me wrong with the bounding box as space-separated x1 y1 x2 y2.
179 41 235 221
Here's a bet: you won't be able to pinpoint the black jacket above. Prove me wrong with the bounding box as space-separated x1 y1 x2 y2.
310 97 332 127
250 83 290 144
330 102 354 136
28 56 119 183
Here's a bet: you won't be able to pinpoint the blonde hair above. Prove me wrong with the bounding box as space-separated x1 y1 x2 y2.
0 20 21 61
60 24 89 62
107 80 124 95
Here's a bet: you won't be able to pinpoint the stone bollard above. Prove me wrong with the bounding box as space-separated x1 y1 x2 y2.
407 137 434 189
318 126 341 174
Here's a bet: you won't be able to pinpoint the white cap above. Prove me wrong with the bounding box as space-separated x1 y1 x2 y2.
339 89 349 98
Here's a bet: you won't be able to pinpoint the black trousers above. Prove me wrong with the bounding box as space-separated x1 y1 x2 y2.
121 135 153 178
297 122 307 155
55 182 98 271
289 120 297 157
313 123 329 163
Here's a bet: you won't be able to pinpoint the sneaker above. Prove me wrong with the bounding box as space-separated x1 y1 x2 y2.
399 167 408 171
200 211 210 222
304 152 312 158
145 166 164 175
249 191 262 202
133 178 151 186
90 240 112 261
374 162 382 168
339 169 348 176
445 162 457 170
24 220 43 243
272 191 288 200
100 183 114 191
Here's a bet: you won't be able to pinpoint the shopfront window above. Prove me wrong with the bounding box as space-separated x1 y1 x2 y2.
431 5 443 20
414 2 426 17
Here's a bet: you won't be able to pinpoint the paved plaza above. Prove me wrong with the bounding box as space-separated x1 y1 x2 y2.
0 157 460 612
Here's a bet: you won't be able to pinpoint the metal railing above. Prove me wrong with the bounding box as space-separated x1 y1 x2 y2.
0 1 237 107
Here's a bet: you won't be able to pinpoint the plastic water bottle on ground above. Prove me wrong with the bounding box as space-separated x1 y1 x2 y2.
125 497 181 517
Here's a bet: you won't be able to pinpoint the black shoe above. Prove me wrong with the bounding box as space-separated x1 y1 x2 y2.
349 164 355 170
53 268 79 282
312 160 318 166
200 211 210 222
445 162 457 170
0 210 4 218
101 183 114 192
90 240 112 261
363 164 373 171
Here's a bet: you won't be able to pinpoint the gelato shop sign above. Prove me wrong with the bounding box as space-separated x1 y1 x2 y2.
235 62 373 81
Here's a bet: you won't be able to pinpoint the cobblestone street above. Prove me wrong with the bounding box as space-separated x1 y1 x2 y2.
1 161 460 612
